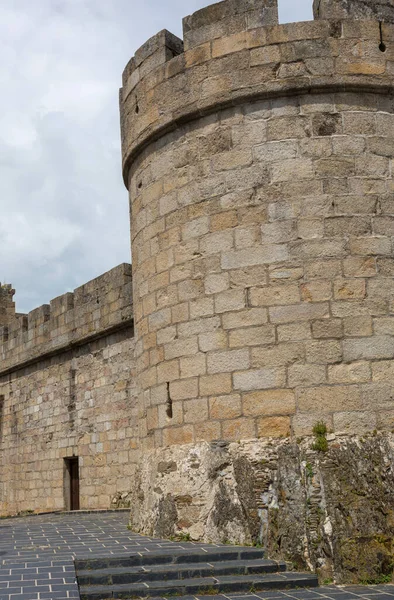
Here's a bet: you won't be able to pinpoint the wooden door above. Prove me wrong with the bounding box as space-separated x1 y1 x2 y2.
69 458 80 511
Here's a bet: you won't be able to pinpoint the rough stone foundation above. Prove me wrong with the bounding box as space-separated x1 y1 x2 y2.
131 433 394 584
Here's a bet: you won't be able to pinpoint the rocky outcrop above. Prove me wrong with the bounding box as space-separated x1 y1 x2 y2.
130 434 394 583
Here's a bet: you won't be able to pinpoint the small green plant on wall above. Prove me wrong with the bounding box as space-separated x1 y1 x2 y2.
312 421 328 452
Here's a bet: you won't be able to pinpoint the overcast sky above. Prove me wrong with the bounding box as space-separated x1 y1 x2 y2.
1 0 313 314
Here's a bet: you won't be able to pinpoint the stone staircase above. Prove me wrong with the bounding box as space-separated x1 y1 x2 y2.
76 545 318 599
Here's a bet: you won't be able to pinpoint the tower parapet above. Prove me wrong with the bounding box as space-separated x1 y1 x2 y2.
314 0 394 23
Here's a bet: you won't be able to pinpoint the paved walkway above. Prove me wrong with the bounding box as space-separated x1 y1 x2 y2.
0 511 393 600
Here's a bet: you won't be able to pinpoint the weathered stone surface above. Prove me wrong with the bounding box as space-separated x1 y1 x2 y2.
314 0 394 23
0 265 137 515
2 0 394 589
130 435 394 583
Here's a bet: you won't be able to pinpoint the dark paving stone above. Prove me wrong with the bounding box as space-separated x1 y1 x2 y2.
0 513 394 600
362 596 394 600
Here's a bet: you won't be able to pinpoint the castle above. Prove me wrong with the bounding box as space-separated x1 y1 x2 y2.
1 0 394 583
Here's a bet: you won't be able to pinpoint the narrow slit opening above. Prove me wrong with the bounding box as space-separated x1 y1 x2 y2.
166 382 173 419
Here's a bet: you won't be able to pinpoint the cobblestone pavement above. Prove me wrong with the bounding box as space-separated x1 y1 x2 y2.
0 511 394 600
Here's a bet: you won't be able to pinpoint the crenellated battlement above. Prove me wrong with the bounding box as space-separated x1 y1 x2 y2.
0 263 133 375
314 0 394 23
0 283 16 327
182 0 279 50
120 0 394 188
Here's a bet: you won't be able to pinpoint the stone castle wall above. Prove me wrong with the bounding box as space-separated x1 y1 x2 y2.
121 0 394 449
118 0 394 581
1 0 394 584
0 264 138 514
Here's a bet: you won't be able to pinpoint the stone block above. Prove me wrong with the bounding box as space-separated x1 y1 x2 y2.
194 421 221 441
208 348 250 374
185 42 211 68
199 330 228 352
233 368 286 391
350 237 392 256
312 319 343 339
215 288 246 313
343 256 377 278
373 217 394 236
267 117 310 141
251 343 305 367
305 259 342 279
170 378 198 401
288 364 327 387
333 279 366 300
343 316 373 337
271 158 313 182
180 354 207 378
229 324 275 348
257 416 291 438
164 337 199 360
182 217 210 240
200 230 234 255
361 382 394 410
261 221 298 244
221 245 289 269
372 360 394 382
162 426 194 446
301 281 332 302
178 316 220 337
200 373 233 396
270 302 330 323
250 284 300 307
184 398 209 423
328 362 371 384
210 211 238 232
297 218 324 239
298 385 363 413
306 340 343 364
343 336 394 361
222 417 256 441
250 44 281 66
243 389 295 417
325 216 371 237
189 298 215 320
254 140 298 162
374 317 394 336
222 308 268 329
209 394 242 419
277 322 312 342
333 411 376 435
157 359 180 383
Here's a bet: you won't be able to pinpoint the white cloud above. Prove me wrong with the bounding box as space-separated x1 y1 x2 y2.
0 0 312 313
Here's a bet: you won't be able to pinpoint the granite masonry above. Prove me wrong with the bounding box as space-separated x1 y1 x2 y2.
2 0 394 584
0 265 137 513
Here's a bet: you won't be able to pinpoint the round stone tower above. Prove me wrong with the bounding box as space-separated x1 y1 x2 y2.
120 0 394 581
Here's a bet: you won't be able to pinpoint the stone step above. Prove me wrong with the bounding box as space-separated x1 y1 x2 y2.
75 546 266 570
78 571 319 599
77 558 286 586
